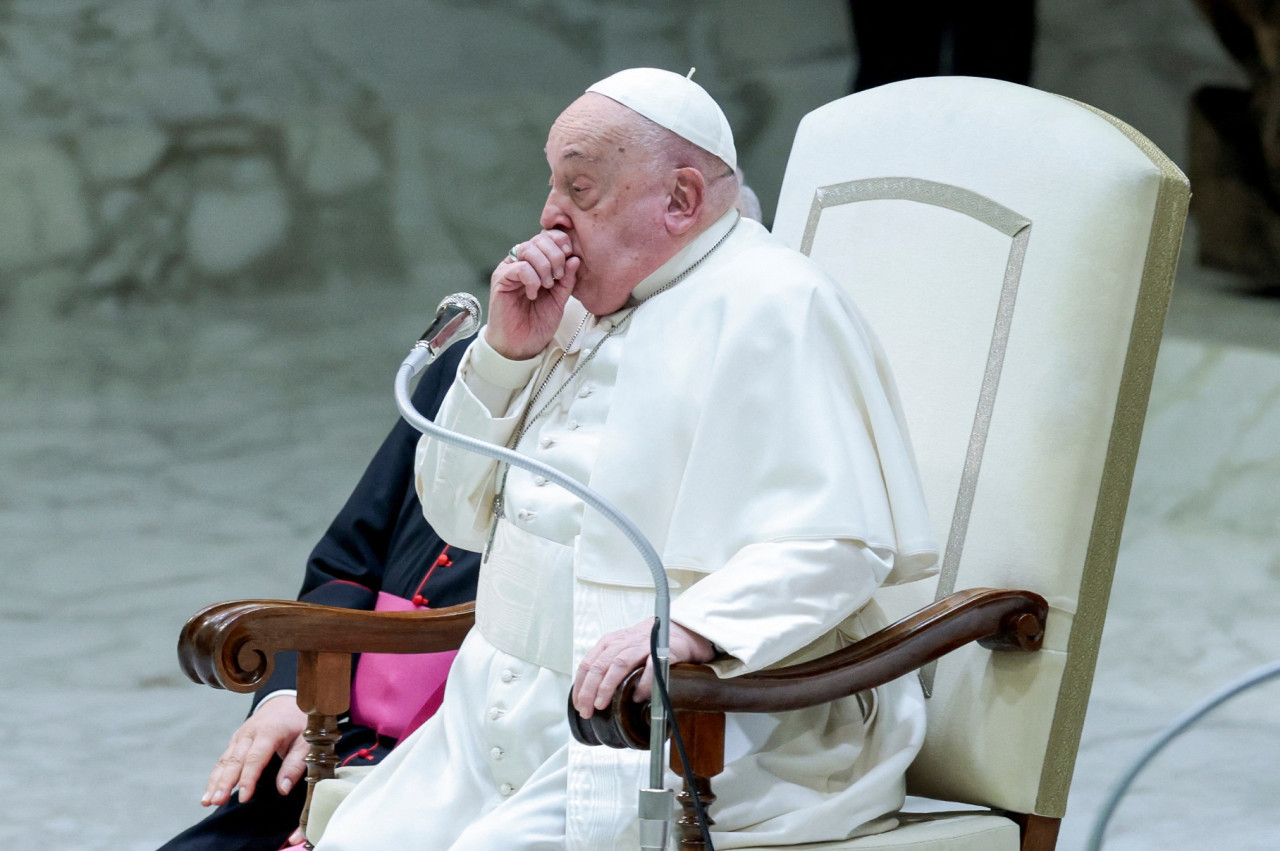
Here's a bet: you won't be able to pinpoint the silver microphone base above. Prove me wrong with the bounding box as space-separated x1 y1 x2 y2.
638 787 674 850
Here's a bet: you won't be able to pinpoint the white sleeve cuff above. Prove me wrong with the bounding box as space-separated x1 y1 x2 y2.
670 539 891 674
253 689 298 712
464 329 542 416
471 329 541 388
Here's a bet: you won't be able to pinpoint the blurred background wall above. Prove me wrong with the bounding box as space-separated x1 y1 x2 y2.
0 0 1248 326
0 0 861 324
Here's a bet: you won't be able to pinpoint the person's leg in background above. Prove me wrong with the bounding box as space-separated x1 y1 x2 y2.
849 0 946 92
951 0 1036 85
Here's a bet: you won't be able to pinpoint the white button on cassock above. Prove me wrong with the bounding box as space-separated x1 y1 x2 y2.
488 707 503 720
499 783 515 796
490 746 504 761
533 475 547 487
501 670 515 683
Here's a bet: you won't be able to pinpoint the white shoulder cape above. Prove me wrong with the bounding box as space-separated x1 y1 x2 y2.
574 218 939 590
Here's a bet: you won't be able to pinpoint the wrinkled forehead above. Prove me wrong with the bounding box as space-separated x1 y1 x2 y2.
545 93 644 169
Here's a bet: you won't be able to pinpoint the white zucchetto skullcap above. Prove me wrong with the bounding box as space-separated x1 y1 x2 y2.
586 68 737 172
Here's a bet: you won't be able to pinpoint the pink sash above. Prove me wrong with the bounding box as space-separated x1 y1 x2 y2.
348 591 458 741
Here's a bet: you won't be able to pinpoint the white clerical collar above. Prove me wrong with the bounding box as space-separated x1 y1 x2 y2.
616 208 741 313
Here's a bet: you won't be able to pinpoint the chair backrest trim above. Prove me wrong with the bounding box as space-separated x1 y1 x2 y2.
800 177 1033 697
1034 99 1189 815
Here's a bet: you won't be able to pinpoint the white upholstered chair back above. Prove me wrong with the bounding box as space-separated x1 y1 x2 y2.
771 77 1188 820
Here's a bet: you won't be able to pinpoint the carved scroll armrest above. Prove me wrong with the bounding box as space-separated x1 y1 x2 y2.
571 587 1046 746
179 598 476 845
178 599 476 694
668 586 1046 713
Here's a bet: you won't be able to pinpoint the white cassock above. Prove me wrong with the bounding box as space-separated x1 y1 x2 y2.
315 210 940 850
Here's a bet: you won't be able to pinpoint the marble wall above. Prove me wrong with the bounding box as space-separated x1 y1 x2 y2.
0 0 1248 324
0 0 856 324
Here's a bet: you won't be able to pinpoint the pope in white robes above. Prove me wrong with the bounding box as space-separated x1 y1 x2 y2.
314 67 939 851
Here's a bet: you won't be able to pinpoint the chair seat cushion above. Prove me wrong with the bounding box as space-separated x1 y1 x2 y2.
733 812 1020 850
304 766 375 845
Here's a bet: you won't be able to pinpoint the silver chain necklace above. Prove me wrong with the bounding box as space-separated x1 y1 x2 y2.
485 213 741 556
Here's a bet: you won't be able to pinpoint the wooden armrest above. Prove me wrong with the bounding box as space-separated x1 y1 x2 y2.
179 598 476 842
178 599 476 694
669 587 1046 713
571 587 1046 747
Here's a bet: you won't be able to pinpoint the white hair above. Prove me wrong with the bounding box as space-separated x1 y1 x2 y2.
618 109 740 216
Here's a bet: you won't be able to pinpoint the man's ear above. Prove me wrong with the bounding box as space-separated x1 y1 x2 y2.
665 167 706 235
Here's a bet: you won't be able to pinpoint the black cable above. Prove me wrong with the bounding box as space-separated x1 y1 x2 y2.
650 618 716 850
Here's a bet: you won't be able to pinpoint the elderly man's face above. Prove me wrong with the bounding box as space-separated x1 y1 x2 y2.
540 94 671 315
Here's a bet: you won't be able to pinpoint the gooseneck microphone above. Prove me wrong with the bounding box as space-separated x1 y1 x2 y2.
394 293 678 851
401 292 482 377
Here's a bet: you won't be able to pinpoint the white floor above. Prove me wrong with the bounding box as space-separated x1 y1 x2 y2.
4 208 1278 850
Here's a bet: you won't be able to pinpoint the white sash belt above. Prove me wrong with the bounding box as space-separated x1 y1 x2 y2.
475 520 576 675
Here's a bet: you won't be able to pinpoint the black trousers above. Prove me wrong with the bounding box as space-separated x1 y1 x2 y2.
850 0 1036 92
158 725 393 851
